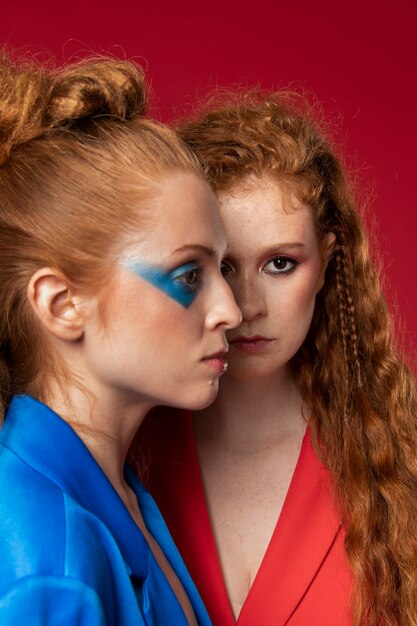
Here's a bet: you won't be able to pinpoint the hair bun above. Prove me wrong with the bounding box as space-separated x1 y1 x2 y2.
0 54 49 164
0 55 148 165
46 59 148 127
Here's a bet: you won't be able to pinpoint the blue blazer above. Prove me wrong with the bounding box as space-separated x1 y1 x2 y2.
0 395 212 626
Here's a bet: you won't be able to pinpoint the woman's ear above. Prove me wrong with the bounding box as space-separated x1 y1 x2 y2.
27 268 85 341
317 232 336 292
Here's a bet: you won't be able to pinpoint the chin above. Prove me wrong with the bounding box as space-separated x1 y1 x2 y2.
173 380 220 411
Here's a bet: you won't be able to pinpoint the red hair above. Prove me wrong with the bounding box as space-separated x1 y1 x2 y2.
178 89 417 625
0 52 199 418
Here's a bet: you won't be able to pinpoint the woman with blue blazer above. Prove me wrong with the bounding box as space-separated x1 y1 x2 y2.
0 53 241 625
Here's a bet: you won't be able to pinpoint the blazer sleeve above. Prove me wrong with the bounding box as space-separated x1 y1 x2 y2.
0 575 122 626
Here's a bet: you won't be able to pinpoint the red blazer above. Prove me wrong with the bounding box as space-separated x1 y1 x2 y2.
140 409 353 625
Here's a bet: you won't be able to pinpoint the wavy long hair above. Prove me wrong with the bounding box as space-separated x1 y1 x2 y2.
178 90 417 625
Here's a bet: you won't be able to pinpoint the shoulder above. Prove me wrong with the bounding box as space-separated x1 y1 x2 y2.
0 444 124 597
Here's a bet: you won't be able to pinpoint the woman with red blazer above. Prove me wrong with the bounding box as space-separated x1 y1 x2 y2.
140 90 417 626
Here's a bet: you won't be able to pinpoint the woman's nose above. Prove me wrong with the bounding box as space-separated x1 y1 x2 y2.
232 275 267 322
205 278 242 330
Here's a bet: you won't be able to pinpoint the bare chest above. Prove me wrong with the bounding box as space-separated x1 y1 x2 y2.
197 439 303 618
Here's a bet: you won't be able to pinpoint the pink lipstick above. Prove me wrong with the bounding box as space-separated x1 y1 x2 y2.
229 335 274 353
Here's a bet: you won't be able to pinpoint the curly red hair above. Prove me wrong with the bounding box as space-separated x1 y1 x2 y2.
178 90 417 625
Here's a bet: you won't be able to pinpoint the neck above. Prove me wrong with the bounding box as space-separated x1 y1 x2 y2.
194 367 307 453
45 381 150 497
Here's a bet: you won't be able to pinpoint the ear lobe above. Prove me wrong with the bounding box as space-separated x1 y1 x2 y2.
27 268 85 341
317 232 336 292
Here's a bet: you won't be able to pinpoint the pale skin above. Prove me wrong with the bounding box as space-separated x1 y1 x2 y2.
193 177 335 619
26 173 241 626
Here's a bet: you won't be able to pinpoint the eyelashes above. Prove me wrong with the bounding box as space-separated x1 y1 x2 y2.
170 263 203 300
221 261 232 276
170 263 200 289
121 259 202 308
221 256 299 277
263 256 298 275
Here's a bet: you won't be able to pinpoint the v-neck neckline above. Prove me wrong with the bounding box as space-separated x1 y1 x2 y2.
144 408 342 626
188 416 342 625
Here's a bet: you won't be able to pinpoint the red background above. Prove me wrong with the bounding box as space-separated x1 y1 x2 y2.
2 0 417 350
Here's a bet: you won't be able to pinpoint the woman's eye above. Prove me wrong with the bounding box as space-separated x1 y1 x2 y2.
263 257 298 275
179 269 199 287
221 261 233 276
172 265 202 292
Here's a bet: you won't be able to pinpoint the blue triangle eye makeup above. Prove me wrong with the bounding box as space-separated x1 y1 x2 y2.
121 259 201 308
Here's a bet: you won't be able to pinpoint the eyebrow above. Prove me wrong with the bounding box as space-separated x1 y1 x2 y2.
259 242 307 255
273 242 306 249
170 244 218 258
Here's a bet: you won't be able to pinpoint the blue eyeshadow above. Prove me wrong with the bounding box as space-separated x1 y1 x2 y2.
122 259 199 308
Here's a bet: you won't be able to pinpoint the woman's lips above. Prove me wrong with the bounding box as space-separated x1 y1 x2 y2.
229 336 274 353
202 351 228 373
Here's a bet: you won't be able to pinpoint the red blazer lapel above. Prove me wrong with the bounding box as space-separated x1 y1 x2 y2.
238 430 342 625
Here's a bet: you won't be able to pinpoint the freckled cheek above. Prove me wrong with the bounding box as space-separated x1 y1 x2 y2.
295 277 322 336
136 298 203 345
294 265 323 301
274 274 320 310
111 281 204 346
296 283 320 314
271 278 319 339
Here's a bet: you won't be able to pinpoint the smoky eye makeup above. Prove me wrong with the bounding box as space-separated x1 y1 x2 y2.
121 258 202 308
263 256 300 275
